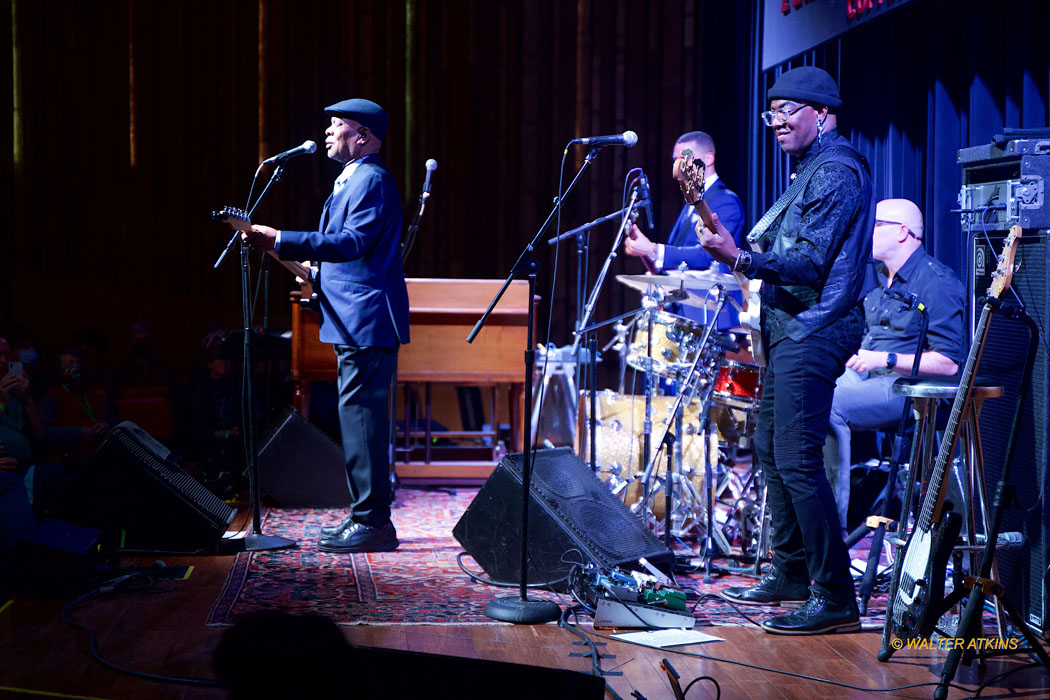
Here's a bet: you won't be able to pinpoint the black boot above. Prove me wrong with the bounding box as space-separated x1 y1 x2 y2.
760 589 860 635
720 564 809 606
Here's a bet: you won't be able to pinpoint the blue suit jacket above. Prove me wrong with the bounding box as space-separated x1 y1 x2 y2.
279 155 410 348
660 179 746 273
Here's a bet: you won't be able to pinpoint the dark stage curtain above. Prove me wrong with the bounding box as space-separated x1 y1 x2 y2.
751 0 1050 286
1 0 753 374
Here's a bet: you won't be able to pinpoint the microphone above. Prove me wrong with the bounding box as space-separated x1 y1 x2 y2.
261 140 317 165
569 130 638 148
635 171 655 230
422 159 438 195
889 290 921 311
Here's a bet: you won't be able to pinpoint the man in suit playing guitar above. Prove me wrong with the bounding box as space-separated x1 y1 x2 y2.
245 98 409 554
623 131 746 328
699 67 875 634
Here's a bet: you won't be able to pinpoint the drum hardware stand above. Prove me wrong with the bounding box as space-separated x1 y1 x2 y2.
844 293 929 614
928 301 1050 700
469 141 612 625
636 287 730 572
576 309 644 472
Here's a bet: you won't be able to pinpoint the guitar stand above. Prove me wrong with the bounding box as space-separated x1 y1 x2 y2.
930 303 1050 699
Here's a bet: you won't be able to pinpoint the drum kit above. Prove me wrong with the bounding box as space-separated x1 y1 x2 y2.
576 268 769 569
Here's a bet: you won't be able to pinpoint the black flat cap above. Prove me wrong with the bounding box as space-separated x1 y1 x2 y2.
325 98 389 140
767 66 841 109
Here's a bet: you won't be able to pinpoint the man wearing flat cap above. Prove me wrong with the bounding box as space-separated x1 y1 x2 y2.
700 66 874 634
246 98 409 553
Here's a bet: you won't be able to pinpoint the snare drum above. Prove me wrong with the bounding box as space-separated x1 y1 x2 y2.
712 360 762 411
627 311 704 378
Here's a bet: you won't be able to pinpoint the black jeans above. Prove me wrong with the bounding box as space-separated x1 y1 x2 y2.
753 335 855 600
335 345 397 528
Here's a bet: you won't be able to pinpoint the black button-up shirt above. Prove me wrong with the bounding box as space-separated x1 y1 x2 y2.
861 247 966 370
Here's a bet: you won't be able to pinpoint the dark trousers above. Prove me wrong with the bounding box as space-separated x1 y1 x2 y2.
753 335 855 600
335 345 396 527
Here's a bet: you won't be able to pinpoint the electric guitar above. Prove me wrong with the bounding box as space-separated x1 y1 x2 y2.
888 225 1021 641
672 151 765 365
212 206 318 305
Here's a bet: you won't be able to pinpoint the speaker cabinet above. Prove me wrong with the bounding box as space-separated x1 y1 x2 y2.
453 447 674 585
972 230 1050 633
56 422 235 552
258 406 350 508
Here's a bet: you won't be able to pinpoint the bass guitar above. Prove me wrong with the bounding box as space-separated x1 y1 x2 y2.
672 151 765 365
888 225 1021 641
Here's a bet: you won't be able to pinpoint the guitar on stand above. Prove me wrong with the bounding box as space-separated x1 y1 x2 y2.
881 226 1021 650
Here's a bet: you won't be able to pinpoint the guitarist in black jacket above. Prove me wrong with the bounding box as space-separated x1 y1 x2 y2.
699 67 875 635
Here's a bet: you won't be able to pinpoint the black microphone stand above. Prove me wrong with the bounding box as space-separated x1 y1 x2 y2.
212 164 295 553
467 146 602 624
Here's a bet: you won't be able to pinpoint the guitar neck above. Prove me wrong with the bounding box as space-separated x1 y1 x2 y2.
265 250 310 281
918 302 994 531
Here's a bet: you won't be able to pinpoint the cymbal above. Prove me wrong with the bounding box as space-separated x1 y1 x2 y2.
616 270 740 309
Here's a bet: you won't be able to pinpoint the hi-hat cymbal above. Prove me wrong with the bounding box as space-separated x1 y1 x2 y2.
616 270 740 308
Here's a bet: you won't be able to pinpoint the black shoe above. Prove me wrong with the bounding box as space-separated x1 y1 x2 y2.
317 521 399 553
320 514 354 538
760 590 860 635
720 564 809 606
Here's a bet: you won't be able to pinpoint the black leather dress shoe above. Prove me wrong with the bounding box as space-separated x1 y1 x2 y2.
760 590 860 635
720 564 809 606
320 514 354 539
318 521 399 553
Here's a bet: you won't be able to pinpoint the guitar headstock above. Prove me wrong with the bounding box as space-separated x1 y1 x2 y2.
211 206 251 232
672 148 705 205
987 225 1022 299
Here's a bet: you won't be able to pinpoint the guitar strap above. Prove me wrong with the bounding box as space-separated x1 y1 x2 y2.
745 145 855 252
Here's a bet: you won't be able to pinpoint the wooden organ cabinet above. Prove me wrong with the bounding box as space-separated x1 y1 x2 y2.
290 278 536 482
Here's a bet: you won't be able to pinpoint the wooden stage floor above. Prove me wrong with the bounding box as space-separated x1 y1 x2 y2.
1 510 1048 700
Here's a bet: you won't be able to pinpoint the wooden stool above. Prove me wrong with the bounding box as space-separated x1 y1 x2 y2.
891 375 1006 634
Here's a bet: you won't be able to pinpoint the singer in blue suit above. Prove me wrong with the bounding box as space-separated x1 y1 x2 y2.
624 131 746 328
246 98 409 553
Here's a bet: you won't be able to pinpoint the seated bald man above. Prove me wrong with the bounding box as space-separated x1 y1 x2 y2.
822 198 966 530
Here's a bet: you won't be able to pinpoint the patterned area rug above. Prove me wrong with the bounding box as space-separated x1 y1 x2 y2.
208 487 890 627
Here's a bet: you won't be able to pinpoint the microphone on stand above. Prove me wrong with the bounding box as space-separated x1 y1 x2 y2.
569 131 638 148
889 290 922 311
422 159 438 198
635 171 655 230
261 140 317 165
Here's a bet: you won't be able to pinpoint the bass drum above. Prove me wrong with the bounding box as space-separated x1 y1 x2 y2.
575 390 712 519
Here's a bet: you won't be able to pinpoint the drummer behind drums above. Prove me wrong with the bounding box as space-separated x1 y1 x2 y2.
623 130 746 330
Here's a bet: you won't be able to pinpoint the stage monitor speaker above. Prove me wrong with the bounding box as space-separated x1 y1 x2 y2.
258 406 350 508
55 421 235 553
453 447 674 586
972 230 1050 633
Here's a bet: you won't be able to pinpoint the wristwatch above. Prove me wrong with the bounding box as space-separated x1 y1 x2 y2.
886 352 898 370
733 250 753 275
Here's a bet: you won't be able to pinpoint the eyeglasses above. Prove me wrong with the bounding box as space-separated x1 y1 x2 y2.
875 220 922 240
760 102 809 127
